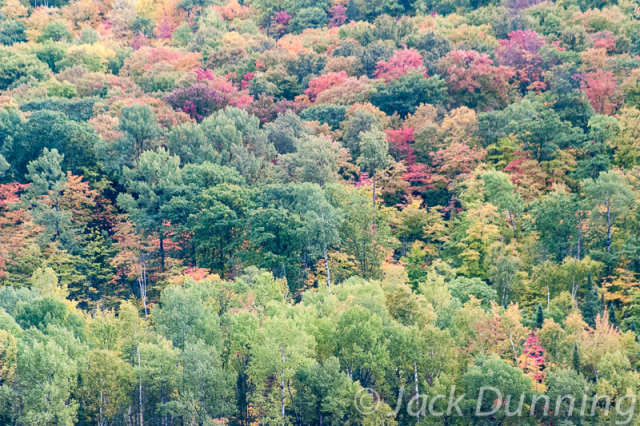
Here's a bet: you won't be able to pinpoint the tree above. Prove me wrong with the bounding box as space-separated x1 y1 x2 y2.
481 170 523 239
292 357 363 425
153 281 222 349
171 340 236 423
531 188 582 262
370 72 446 117
11 334 80 425
165 122 218 165
583 171 635 256
287 183 342 293
373 48 426 82
582 70 620 115
165 83 230 121
118 104 161 160
0 50 49 91
289 7 328 33
305 71 349 101
117 148 185 272
357 129 392 208
608 302 618 328
496 30 546 89
78 349 132 426
572 343 581 371
582 272 600 327
21 149 97 254
282 136 341 186
265 110 311 155
249 307 316 424
438 50 515 110
535 304 544 329
462 355 532 423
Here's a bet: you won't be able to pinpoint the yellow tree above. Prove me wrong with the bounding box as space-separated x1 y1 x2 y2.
456 203 502 278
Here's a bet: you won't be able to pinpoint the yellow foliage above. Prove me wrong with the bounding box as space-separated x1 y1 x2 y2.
0 329 17 385
1 0 27 19
277 35 308 55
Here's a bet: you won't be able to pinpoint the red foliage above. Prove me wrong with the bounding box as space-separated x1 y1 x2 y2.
355 172 373 188
402 164 434 195
0 183 35 279
581 70 619 115
270 11 291 37
496 30 546 84
385 127 416 165
590 31 617 52
241 72 255 90
430 141 486 190
132 33 150 50
274 10 291 25
305 71 349 101
374 48 427 82
155 16 176 40
519 331 546 382
329 4 347 28
438 50 515 108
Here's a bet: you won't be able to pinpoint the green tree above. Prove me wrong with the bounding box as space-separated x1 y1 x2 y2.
78 349 132 426
11 334 80 425
357 129 392 208
117 148 185 271
481 170 523 239
583 170 635 257
581 271 599 327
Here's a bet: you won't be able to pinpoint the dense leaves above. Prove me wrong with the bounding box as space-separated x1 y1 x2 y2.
2 0 640 425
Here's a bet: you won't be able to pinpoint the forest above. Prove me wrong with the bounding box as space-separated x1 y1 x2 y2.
2 0 640 424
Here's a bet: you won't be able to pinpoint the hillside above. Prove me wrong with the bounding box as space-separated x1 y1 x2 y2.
1 0 640 424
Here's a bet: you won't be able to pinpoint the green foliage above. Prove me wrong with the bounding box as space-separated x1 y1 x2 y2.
3 0 640 424
370 72 447 117
0 49 49 90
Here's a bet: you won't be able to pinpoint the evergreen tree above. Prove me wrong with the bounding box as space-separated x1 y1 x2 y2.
535 303 544 329
572 342 580 372
581 272 599 327
609 302 618 328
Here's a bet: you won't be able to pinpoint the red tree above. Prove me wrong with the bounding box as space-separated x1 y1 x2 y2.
518 331 546 383
581 70 619 115
305 71 349 101
385 126 416 165
496 30 546 86
374 48 427 82
402 164 434 196
438 50 515 109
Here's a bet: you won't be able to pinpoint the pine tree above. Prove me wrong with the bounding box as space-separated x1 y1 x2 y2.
609 302 618 328
581 272 599 327
535 303 544 329
572 342 580 372
631 323 638 342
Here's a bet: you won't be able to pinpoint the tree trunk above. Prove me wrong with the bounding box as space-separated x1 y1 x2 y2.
372 179 376 208
321 213 332 295
402 234 406 257
606 198 612 253
137 261 148 318
547 283 550 310
324 245 331 295
281 346 286 424
138 346 144 426
508 209 516 239
576 215 582 260
414 361 420 423
159 232 165 272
